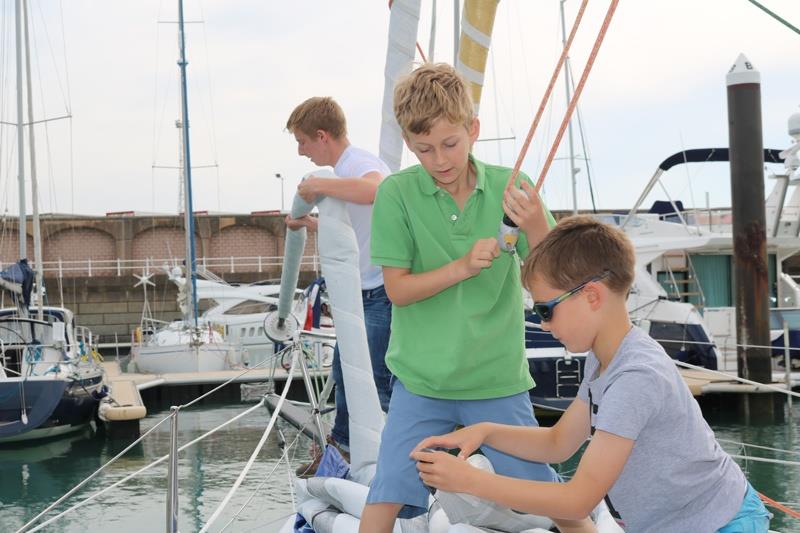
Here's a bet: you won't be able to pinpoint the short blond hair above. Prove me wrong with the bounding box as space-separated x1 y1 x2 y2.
523 215 635 295
393 63 474 135
286 97 347 139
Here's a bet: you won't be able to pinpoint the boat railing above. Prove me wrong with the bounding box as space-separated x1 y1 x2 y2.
14 332 326 533
0 254 322 278
600 209 735 234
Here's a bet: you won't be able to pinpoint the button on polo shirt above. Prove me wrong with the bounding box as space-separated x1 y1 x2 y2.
371 156 556 400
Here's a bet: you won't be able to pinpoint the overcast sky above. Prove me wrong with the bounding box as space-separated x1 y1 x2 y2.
0 0 798 218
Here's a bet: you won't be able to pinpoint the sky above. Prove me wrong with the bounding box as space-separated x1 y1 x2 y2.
0 0 798 218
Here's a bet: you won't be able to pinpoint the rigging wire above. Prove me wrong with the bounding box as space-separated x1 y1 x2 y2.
197 0 222 212
566 60 598 212
199 348 299 532
504 0 589 192
219 425 309 531
534 0 620 193
746 0 800 35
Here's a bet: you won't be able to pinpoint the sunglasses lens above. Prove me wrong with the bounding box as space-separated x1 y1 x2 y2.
534 304 551 322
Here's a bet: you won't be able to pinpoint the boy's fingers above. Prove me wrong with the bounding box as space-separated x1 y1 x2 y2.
520 180 535 195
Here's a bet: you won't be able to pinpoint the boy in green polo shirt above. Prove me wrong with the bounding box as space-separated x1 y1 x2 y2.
360 63 594 533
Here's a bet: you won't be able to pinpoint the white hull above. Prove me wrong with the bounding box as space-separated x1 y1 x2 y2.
132 342 236 374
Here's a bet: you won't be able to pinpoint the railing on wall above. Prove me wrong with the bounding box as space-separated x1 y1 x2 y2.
0 255 321 277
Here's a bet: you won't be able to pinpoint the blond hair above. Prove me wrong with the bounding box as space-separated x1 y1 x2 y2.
393 63 474 135
286 97 347 139
522 215 635 295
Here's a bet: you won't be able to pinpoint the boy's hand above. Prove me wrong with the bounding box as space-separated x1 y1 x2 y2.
297 176 322 203
285 214 317 231
458 238 500 279
412 423 489 460
503 181 549 245
411 448 481 493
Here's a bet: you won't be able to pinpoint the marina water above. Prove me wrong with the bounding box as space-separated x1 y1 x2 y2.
0 397 797 532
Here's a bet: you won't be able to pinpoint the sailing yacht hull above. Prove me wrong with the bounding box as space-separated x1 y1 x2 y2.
0 371 103 443
132 343 237 374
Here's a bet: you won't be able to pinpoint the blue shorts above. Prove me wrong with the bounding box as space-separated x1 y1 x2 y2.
717 483 771 533
366 380 558 519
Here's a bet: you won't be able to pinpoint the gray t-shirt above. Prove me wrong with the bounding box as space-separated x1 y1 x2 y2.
577 326 746 533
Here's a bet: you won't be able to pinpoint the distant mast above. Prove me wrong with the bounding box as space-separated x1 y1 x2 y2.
15 0 26 259
177 0 199 325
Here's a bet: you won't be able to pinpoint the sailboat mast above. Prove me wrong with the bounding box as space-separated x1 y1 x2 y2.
22 0 44 320
177 0 199 326
15 0 26 259
560 0 578 215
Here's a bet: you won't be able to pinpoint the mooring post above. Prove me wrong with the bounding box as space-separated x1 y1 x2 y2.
726 53 774 420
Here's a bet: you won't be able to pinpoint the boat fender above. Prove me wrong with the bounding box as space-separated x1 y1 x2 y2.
133 327 142 344
91 384 109 401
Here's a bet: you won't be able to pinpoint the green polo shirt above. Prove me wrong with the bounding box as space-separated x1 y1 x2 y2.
371 156 556 400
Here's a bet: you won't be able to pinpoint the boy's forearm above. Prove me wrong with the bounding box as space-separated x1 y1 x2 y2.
481 423 568 464
469 471 595 521
384 260 468 306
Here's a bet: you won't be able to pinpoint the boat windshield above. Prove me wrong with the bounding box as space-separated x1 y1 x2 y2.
769 308 800 330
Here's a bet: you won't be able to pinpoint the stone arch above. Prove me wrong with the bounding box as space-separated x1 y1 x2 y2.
0 232 34 264
209 225 278 258
132 227 203 262
42 227 117 277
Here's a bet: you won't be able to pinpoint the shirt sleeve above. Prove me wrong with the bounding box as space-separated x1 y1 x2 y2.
577 354 599 402
594 369 664 441
349 160 387 180
371 179 414 268
515 172 557 258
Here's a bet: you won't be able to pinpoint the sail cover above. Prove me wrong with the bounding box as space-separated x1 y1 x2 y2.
279 171 384 485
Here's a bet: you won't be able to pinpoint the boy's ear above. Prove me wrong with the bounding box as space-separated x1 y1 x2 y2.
316 129 328 142
468 117 481 144
584 283 603 310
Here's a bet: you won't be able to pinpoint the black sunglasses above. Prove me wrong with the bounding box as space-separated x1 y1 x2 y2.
532 271 611 322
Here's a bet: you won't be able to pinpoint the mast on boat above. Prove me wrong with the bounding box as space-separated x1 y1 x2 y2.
22 0 44 320
15 0 26 261
177 0 199 326
559 0 579 215
13 0 45 320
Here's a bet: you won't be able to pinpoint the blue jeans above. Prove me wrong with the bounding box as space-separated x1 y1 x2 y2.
330 285 392 447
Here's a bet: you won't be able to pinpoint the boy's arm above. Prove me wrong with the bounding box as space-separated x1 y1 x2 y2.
505 179 554 251
297 172 382 205
382 238 499 307
416 429 634 520
414 398 591 465
482 397 591 463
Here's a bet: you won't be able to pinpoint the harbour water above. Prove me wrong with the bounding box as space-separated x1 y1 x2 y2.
0 397 797 532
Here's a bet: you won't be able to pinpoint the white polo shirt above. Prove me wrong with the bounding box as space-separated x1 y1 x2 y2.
333 145 390 290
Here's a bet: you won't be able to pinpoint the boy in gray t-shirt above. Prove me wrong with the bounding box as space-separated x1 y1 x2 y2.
411 216 770 533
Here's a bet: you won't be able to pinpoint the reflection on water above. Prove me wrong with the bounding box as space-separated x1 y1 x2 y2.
0 399 797 532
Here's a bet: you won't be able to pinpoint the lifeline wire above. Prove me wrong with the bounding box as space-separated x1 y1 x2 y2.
16 412 175 533
200 347 299 531
22 396 269 532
